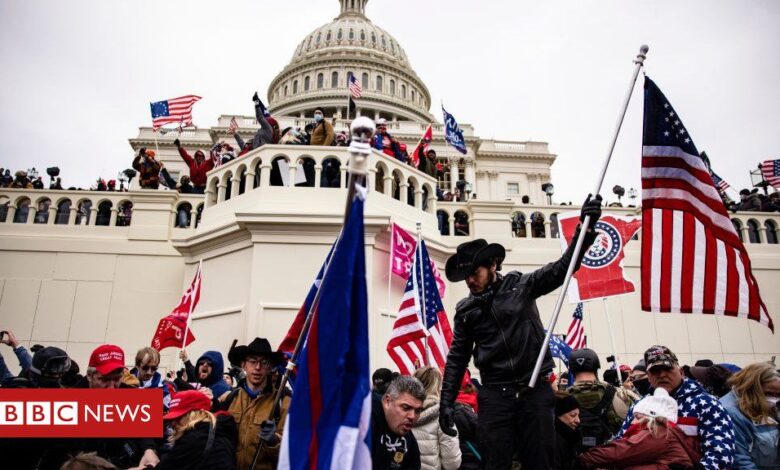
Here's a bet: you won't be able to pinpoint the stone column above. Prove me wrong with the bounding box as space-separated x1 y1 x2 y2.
399 181 409 203
340 166 348 188
246 170 256 190
741 226 750 241
449 157 459 194
87 207 98 226
427 193 437 214
544 220 551 238
68 206 77 225
464 157 476 188
189 207 199 228
367 168 376 192
217 183 227 203
260 163 272 187
414 189 423 209
757 227 767 244
109 208 118 227
231 175 242 195
525 219 532 238
47 206 57 225
383 176 393 195
449 218 455 236
204 188 214 208
7 205 16 223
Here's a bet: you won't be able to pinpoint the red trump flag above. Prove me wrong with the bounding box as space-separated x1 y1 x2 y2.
558 212 641 302
151 263 201 350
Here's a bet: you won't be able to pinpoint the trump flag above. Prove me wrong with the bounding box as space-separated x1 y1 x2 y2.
557 212 641 302
390 223 446 297
279 191 371 470
151 263 201 350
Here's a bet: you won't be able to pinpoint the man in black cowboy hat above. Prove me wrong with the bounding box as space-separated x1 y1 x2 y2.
218 337 287 470
439 195 602 470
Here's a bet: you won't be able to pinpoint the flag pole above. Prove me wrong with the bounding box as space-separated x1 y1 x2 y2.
529 45 648 388
387 216 395 318
416 221 430 365
250 118 375 470
178 259 201 372
601 298 620 365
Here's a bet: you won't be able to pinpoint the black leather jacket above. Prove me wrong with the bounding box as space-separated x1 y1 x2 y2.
441 227 597 407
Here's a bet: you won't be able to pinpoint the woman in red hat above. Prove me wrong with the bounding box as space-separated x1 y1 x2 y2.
129 390 237 470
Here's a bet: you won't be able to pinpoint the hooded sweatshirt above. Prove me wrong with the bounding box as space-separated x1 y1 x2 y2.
196 351 231 398
178 146 214 187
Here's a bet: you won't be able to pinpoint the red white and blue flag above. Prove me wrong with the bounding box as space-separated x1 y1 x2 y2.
761 158 780 188
710 171 730 193
348 73 363 99
387 240 454 375
641 77 772 330
278 192 371 470
565 303 587 350
150 95 201 130
558 212 642 302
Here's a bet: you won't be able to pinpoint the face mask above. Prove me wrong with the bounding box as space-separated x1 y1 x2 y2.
314 114 323 123
633 378 651 396
767 397 779 408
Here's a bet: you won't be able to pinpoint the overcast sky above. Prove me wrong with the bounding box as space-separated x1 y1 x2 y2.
1 0 778 203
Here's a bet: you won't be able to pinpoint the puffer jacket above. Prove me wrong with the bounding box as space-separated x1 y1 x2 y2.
411 396 462 470
578 421 698 469
441 227 596 407
721 390 780 469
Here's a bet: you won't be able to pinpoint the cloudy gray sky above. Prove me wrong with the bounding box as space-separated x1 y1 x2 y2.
1 0 778 203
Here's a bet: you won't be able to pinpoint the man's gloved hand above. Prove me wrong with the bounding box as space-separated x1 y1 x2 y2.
579 194 602 231
439 404 457 437
259 420 278 446
173 138 180 148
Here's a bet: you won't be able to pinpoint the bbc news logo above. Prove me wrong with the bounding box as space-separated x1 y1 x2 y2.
0 389 162 438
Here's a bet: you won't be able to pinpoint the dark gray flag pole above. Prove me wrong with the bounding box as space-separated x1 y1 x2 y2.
529 45 649 388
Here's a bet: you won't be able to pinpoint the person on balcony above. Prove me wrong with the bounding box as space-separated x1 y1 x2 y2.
373 118 404 161
234 93 280 156
132 148 162 189
309 107 335 146
174 138 213 194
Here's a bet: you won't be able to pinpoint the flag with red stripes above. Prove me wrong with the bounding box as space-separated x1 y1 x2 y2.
761 158 780 188
410 124 433 167
640 77 772 330
565 303 587 350
387 240 453 375
150 95 201 130
348 73 362 99
227 116 239 134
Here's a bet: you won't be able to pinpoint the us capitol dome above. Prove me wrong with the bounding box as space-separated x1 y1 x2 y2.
268 0 434 123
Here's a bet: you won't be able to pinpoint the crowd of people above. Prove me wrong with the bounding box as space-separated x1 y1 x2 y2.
728 188 780 213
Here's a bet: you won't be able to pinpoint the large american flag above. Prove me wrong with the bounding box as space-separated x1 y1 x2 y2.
761 158 780 188
387 240 453 375
150 95 201 130
641 77 772 330
565 303 587 350
348 73 362 99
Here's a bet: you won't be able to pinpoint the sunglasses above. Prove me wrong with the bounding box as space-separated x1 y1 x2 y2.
141 365 158 372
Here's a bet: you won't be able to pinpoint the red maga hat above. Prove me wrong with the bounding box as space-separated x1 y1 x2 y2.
163 390 212 421
89 344 125 375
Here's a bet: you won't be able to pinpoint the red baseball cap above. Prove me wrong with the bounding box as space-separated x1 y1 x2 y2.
163 390 212 421
89 344 125 375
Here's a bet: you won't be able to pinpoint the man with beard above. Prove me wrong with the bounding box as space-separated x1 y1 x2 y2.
439 195 602 469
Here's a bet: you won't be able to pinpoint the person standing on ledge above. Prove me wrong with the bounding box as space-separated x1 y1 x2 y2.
439 195 602 469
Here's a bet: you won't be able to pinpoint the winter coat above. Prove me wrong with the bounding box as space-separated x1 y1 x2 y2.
452 402 481 469
132 155 162 189
196 351 231 398
441 227 597 407
373 131 405 161
411 396 462 470
569 380 636 437
721 390 780 469
178 146 214 187
217 379 290 470
578 422 698 470
618 378 736 470
153 413 237 470
310 119 335 146
554 419 580 470
371 393 422 470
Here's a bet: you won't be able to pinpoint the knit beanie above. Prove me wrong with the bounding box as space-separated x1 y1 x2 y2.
555 395 579 417
633 387 678 423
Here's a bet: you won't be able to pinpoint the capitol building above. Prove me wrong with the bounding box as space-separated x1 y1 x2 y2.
1 0 778 374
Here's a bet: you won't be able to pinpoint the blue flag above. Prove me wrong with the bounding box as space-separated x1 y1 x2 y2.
279 192 371 469
549 334 572 366
442 105 467 155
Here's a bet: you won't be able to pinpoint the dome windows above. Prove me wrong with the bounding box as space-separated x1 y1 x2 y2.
317 73 324 90
389 79 395 96
361 72 369 89
349 29 355 40
331 71 339 88
293 80 298 94
376 75 383 92
371 33 376 44
360 30 366 41
316 33 321 45
338 29 343 40
304 76 310 91
381 35 386 49
326 31 332 42
401 84 406 99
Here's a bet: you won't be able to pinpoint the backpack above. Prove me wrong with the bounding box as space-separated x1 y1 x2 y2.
577 385 616 450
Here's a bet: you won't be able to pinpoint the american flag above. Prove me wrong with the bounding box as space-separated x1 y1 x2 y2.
348 73 362 99
387 240 453 375
150 95 201 130
761 158 780 188
565 303 587 350
641 77 772 330
227 116 239 134
710 171 730 193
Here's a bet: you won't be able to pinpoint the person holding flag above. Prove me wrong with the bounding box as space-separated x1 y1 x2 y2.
439 196 602 469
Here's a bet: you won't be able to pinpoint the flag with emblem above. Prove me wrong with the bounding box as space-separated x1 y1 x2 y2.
641 77 772 330
761 158 780 188
558 212 641 302
442 105 467 155
387 240 453 375
150 95 201 130
151 262 201 350
709 171 730 193
564 303 587 350
549 333 572 365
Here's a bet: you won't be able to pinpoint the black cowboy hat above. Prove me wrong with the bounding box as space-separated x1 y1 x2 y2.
445 239 506 282
228 337 284 366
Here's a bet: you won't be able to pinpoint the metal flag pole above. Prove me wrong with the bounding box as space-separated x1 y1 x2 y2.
416 221 430 365
249 117 375 470
529 45 649 388
601 298 620 365
178 260 201 372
